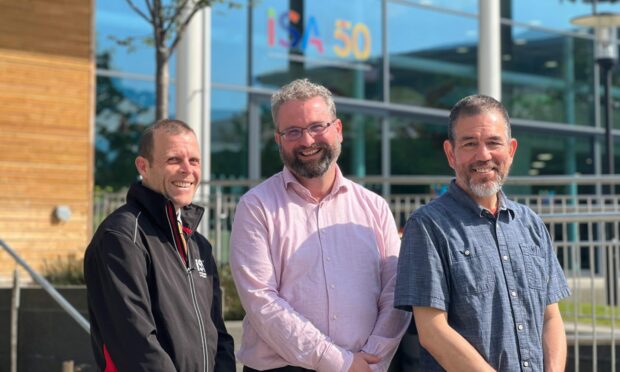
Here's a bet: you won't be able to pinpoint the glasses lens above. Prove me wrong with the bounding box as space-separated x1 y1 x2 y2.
284 128 302 141
309 123 327 136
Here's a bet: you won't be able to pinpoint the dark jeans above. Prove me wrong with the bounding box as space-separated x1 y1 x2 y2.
243 366 314 372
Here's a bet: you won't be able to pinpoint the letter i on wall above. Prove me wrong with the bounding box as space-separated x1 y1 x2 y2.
268 8 275 47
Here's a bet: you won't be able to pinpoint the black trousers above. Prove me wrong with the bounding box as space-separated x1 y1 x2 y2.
243 366 313 372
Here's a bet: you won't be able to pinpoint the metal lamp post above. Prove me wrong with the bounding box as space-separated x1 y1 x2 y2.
572 13 620 177
571 12 620 306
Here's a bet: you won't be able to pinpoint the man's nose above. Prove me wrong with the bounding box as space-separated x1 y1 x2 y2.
298 129 316 146
475 145 493 161
179 159 191 173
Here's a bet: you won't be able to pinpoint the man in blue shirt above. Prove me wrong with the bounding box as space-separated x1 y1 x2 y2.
394 95 571 371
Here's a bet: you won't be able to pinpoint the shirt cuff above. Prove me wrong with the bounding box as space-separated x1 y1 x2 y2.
316 343 353 372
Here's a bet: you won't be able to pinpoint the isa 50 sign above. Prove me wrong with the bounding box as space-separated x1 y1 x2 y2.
267 8 372 61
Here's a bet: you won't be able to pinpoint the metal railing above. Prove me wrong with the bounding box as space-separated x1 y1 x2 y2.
93 176 620 371
546 213 620 372
93 184 620 263
0 239 90 333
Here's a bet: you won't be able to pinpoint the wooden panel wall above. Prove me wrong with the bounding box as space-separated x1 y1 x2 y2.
0 0 94 282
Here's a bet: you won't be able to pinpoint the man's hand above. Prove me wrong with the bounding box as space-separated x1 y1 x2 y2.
348 352 380 372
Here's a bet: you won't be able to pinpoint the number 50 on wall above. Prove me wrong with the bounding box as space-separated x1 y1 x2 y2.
333 19 371 61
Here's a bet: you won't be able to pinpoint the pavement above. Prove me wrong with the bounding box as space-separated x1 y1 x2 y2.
225 320 244 371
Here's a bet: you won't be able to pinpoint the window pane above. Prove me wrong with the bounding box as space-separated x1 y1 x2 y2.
251 0 383 100
511 0 619 32
212 0 249 85
507 128 594 195
387 3 478 109
390 119 452 193
95 77 155 190
501 25 595 125
339 113 382 177
211 90 249 181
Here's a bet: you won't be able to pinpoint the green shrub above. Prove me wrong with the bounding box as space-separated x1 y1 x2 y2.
219 263 245 320
42 255 85 285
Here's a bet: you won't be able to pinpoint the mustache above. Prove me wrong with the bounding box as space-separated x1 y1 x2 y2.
469 160 498 169
295 143 328 152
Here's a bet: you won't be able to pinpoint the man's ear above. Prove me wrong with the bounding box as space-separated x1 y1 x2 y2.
443 140 456 170
135 156 149 178
509 138 518 157
274 129 281 148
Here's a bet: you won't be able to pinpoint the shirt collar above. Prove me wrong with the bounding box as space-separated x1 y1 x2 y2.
447 179 515 219
282 165 348 202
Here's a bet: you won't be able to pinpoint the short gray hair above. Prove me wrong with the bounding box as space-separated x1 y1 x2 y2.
271 78 337 129
448 95 511 142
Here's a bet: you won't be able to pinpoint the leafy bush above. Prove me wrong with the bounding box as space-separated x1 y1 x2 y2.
42 255 85 285
219 264 245 320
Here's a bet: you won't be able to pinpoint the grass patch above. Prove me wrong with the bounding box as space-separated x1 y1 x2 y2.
42 255 85 285
560 300 620 328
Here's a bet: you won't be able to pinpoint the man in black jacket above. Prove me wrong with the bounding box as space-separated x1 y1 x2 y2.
85 119 235 371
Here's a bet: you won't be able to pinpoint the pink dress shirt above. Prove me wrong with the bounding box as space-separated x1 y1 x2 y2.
230 166 411 371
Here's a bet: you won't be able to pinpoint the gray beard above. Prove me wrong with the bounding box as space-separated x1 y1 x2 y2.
280 142 340 178
469 178 502 199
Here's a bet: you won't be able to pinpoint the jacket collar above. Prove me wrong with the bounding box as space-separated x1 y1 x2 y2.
126 182 204 237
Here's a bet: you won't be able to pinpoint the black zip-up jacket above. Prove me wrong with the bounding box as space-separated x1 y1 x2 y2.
84 182 235 371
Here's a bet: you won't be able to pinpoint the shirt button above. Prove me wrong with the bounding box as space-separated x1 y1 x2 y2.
523 361 529 368
464 250 470 256
517 324 524 331
332 315 337 320
502 255 508 261
326 257 331 261
330 284 335 289
511 291 517 297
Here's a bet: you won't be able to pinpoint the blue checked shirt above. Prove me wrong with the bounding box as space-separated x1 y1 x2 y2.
394 180 571 371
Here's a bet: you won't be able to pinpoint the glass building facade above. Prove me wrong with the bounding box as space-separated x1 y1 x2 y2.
95 0 620 195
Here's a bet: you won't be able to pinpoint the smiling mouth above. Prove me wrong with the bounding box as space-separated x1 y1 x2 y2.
172 181 193 188
298 147 322 157
472 166 495 173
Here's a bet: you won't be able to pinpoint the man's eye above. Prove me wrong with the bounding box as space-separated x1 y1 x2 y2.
287 129 302 137
309 124 323 133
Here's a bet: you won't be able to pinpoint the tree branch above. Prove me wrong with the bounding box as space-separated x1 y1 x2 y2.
125 0 152 24
144 0 156 18
165 0 191 33
167 1 210 54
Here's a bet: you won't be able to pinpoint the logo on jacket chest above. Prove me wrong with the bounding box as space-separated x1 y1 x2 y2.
194 259 207 278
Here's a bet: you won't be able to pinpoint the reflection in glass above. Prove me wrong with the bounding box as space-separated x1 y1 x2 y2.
95 73 155 190
501 25 595 125
339 113 382 177
211 90 249 184
508 128 594 195
389 119 452 194
251 0 383 100
212 0 249 85
387 3 478 109
512 0 620 32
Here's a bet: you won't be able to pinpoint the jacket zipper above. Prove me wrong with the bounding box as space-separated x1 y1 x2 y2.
166 206 209 372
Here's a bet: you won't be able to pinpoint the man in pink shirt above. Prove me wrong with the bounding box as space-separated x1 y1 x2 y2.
230 79 410 372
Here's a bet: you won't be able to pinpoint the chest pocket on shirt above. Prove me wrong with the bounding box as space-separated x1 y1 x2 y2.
451 247 495 295
520 244 548 291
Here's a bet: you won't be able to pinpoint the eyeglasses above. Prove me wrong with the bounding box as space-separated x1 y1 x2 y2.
277 119 337 142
